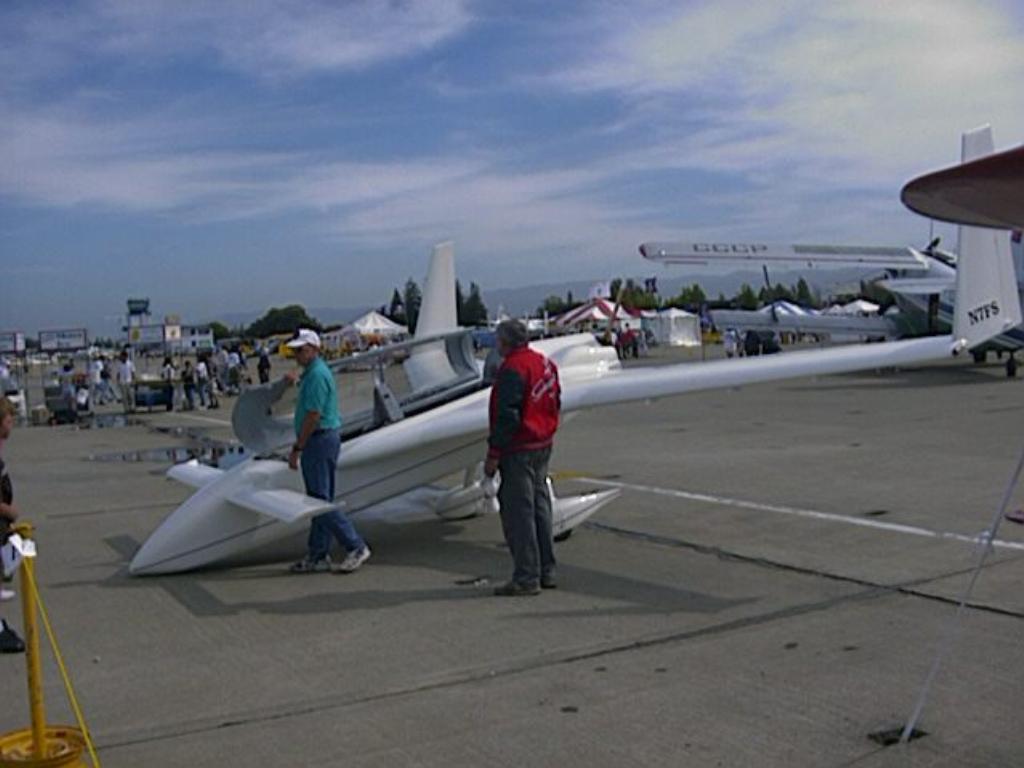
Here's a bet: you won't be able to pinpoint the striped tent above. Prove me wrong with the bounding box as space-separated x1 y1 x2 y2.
554 299 640 329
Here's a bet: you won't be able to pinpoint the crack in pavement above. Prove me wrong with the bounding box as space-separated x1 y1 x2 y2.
94 518 1024 756
97 582 888 754
585 520 1024 619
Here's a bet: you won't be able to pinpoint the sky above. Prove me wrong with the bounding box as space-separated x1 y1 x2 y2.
2 0 1023 336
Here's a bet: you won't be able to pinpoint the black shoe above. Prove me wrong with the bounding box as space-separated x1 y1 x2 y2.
541 574 557 590
493 581 540 597
0 621 25 654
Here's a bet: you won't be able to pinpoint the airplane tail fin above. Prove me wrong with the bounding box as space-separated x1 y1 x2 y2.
404 242 459 390
952 126 1022 350
415 241 458 338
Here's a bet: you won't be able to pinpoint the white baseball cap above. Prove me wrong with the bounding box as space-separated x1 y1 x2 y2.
286 329 321 349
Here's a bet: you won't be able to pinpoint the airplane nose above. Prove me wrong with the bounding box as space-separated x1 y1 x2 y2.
129 481 234 574
130 516 190 574
131 456 294 574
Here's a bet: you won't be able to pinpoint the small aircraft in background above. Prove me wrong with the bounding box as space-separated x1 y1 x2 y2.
130 129 1021 576
640 127 1024 375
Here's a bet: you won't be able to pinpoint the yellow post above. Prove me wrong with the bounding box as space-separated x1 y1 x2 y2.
0 521 89 767
20 552 47 758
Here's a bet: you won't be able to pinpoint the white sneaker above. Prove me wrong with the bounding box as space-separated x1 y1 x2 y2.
337 546 371 574
0 588 14 602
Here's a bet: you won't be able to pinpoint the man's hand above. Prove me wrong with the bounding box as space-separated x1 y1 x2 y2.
284 370 299 386
288 448 300 471
483 455 498 478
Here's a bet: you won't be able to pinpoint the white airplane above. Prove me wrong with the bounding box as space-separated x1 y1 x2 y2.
130 165 1020 575
641 126 1024 373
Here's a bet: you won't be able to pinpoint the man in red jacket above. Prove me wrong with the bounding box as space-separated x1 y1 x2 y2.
484 320 561 596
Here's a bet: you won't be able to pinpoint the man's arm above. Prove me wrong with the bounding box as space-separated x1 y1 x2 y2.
288 410 320 470
484 368 524 475
0 501 18 522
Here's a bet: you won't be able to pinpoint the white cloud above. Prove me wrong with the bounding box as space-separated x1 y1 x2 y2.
0 106 289 211
2 0 473 82
551 0 1024 181
0 98 653 275
3 0 1021 286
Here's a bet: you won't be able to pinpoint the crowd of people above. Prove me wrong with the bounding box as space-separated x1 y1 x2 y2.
144 345 266 411
14 343 275 420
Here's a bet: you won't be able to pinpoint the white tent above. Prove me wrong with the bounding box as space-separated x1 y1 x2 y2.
824 299 880 316
649 308 701 347
348 310 408 338
757 300 818 317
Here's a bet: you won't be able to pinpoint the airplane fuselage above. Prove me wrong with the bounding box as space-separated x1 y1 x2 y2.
130 335 621 574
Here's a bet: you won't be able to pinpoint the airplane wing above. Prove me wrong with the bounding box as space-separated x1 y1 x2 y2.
226 488 339 524
167 459 225 489
334 332 956 470
639 242 928 270
560 335 954 412
902 141 1024 229
875 277 956 295
710 310 899 338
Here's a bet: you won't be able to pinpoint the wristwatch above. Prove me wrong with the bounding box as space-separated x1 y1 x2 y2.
292 443 304 452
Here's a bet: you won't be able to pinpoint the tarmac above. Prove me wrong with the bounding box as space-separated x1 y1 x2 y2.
2 346 1024 767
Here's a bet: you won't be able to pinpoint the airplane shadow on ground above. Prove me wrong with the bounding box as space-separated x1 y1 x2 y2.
783 364 1009 392
72 518 756 621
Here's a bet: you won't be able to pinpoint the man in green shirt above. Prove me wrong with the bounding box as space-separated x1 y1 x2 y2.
285 329 370 574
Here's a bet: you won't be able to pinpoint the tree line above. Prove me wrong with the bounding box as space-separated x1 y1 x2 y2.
384 279 488 333
206 279 491 342
537 277 823 316
212 275 838 342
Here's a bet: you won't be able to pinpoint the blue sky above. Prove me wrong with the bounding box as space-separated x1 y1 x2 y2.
2 0 1023 335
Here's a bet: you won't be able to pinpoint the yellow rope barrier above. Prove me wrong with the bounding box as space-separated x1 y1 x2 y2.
23 565 102 768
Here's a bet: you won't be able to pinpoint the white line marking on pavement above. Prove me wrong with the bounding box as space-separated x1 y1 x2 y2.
570 477 1024 553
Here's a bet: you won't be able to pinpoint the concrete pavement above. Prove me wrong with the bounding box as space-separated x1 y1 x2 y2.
1 349 1023 766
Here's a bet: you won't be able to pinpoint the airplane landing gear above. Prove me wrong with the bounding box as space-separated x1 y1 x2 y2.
1007 355 1018 378
972 349 988 364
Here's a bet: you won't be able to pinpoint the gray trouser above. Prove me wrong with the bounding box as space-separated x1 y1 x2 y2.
498 447 555 586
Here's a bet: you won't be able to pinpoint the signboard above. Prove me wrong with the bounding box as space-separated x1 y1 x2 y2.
127 298 150 316
127 324 165 345
39 328 88 352
0 332 26 355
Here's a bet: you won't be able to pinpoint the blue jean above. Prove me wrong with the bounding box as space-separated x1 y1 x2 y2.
497 447 555 586
300 429 364 560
